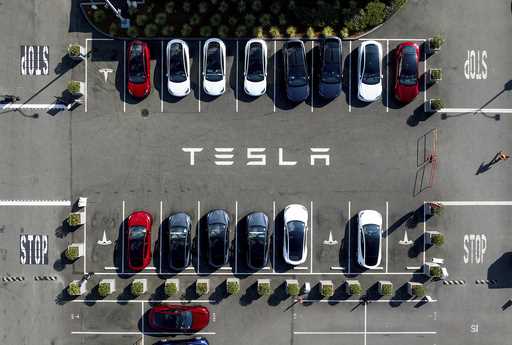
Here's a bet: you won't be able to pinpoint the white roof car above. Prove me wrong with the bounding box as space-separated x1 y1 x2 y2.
357 210 383 269
283 204 308 265
166 39 191 97
203 38 226 96
357 41 383 102
244 39 267 96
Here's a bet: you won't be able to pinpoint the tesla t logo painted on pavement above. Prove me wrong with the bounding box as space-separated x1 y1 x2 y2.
182 147 331 167
99 68 113 83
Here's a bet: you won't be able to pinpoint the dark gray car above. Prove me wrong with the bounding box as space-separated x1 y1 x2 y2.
246 212 270 270
207 209 230 268
168 212 192 270
319 37 342 99
284 40 309 102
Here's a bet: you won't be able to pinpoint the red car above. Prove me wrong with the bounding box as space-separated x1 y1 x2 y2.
148 305 210 333
394 42 419 103
127 210 153 271
127 40 151 98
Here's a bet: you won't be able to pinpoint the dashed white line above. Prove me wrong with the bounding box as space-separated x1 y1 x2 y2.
433 201 512 205
348 41 352 113
141 300 145 345
236 41 239 113
85 39 88 112
311 40 314 113
0 200 71 206
438 108 512 114
160 40 164 113
294 331 437 335
385 201 389 273
386 39 389 113
273 40 276 113
83 203 87 274
159 200 163 274
0 104 67 110
348 201 351 273
198 41 201 113
197 200 201 273
123 40 126 113
364 302 367 345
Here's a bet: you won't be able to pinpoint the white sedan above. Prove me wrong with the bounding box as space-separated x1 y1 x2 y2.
283 204 308 265
203 38 226 96
244 39 267 96
357 40 383 102
357 210 383 269
166 39 190 97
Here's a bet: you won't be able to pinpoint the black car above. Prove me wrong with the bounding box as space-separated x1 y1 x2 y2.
206 209 230 268
318 37 342 99
283 40 309 102
168 212 192 270
246 212 270 270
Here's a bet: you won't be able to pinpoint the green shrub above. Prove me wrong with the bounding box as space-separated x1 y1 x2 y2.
210 0 219 4
257 282 272 296
144 3 155 14
135 14 148 26
349 282 363 296
219 1 229 13
161 25 175 36
198 1 209 14
288 0 296 11
286 26 297 37
200 26 213 37
164 282 178 296
144 23 158 37
364 1 387 27
218 25 230 37
340 27 349 38
93 9 107 24
67 81 82 95
412 284 426 297
67 282 81 296
227 280 240 295
196 282 209 295
431 233 445 246
269 26 281 38
98 282 111 297
321 284 334 298
190 14 200 26
278 14 287 26
430 266 443 278
68 44 82 57
287 283 300 297
430 99 444 111
270 3 281 15
380 283 393 296
322 26 335 37
430 35 445 49
228 17 238 26
306 27 317 39
131 281 144 296
155 12 167 26
65 246 79 261
235 25 247 37
108 22 119 36
259 14 272 27
245 14 256 27
165 2 175 14
252 0 262 12
253 26 264 38
391 0 407 10
183 2 191 13
210 14 222 27
237 0 246 13
430 68 443 80
127 26 139 38
128 7 138 17
181 24 192 37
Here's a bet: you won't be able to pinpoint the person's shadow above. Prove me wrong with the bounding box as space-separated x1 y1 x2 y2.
476 152 504 175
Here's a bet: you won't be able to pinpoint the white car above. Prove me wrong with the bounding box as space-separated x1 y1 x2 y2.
357 41 383 102
357 210 383 269
283 204 308 265
166 39 191 97
244 39 267 96
202 38 226 96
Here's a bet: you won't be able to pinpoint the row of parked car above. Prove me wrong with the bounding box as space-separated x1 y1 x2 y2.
126 206 384 272
126 37 421 103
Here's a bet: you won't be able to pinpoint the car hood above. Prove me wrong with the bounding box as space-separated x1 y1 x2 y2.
203 79 225 96
207 210 229 225
168 79 191 97
284 205 308 224
395 83 418 103
319 82 341 99
287 84 309 103
191 307 210 330
244 79 266 96
129 211 152 227
358 82 382 102
169 213 190 228
247 212 268 227
128 80 150 98
359 210 382 226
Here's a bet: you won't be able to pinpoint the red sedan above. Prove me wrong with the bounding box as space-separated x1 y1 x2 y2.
127 40 151 98
127 210 153 271
148 305 210 333
394 42 419 103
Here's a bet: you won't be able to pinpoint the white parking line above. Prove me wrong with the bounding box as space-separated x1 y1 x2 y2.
161 40 164 113
294 331 437 335
83 203 87 273
220 267 232 270
0 200 71 206
71 331 217 335
310 200 313 273
385 201 389 273
273 40 276 113
433 201 512 205
359 38 427 42
197 200 201 273
236 41 239 113
144 266 156 270
423 201 426 269
72 299 215 303
85 39 88 112
303 299 437 303
348 41 352 112
364 303 367 345
439 108 512 113
294 266 309 270
407 266 421 270
0 104 67 110
423 45 427 105
272 201 276 273
104 267 118 270
198 41 201 113
311 40 314 113
141 300 145 345
386 39 389 113
122 200 125 273
348 201 351 272
123 40 126 113
93 271 420 276
330 266 345 270
159 200 163 274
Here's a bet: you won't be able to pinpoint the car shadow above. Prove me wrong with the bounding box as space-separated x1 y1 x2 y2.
266 46 299 111
345 47 370 109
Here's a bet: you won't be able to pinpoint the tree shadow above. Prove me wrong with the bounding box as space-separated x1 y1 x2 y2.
53 250 75 272
407 234 426 258
239 281 258 306
407 103 435 127
55 287 78 305
267 281 288 306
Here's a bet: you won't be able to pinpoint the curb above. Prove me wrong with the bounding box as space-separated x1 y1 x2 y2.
2 276 25 282
443 280 466 285
34 276 59 281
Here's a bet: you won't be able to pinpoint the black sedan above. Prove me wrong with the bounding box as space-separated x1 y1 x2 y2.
168 212 192 270
283 39 309 102
246 212 270 270
207 209 230 268
318 37 342 99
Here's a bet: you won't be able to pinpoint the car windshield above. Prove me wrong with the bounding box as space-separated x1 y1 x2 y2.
169 43 187 83
287 221 305 260
362 45 380 85
129 226 146 239
399 47 418 86
205 43 223 82
170 226 188 240
287 44 307 87
363 224 380 261
247 43 264 82
129 226 145 264
321 41 341 84
128 44 146 84
155 311 193 330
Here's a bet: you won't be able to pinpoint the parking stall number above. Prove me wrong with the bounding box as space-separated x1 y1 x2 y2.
20 45 49 76
464 50 487 80
463 234 487 264
20 234 48 265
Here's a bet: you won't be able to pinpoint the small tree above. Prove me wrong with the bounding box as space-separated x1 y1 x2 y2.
257 281 272 296
380 283 393 296
340 27 349 39
244 14 256 28
286 26 297 37
127 26 139 38
430 68 442 81
322 26 335 37
210 14 222 27
67 81 82 95
165 2 175 14
135 14 149 26
253 26 264 38
67 281 81 296
93 10 107 24
189 14 200 26
218 25 230 38
349 281 363 296
286 281 300 297
270 2 281 15
430 266 443 279
235 25 247 38
430 99 444 111
68 44 82 57
196 281 209 296
306 27 317 39
321 284 334 298
219 1 229 13
98 282 111 297
431 233 445 247
200 26 213 37
165 281 178 297
131 281 144 297
269 26 281 38
181 24 192 37
259 14 271 27
109 23 119 36
227 279 240 295
430 35 445 50
412 284 426 297
65 246 79 261
155 13 167 26
251 0 262 12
